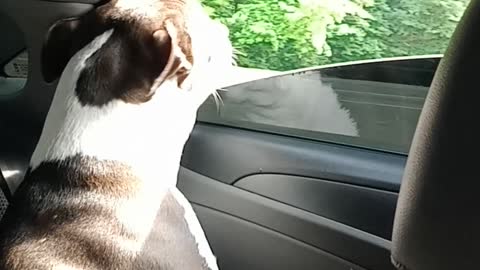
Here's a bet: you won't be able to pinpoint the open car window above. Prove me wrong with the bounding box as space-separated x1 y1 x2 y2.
196 0 469 155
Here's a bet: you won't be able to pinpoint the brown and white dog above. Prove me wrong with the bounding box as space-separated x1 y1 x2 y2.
0 0 233 269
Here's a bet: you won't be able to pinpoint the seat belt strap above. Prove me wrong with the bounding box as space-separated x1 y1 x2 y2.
0 169 11 202
0 169 10 220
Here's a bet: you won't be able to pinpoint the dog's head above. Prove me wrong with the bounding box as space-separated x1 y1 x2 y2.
42 0 233 107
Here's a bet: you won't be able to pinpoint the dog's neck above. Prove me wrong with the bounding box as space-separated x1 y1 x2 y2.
30 29 198 188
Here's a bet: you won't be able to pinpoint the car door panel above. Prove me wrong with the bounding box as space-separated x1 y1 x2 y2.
180 123 401 269
235 174 398 240
192 204 368 270
178 166 396 270
181 123 405 191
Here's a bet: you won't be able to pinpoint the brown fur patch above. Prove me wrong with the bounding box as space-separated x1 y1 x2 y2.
0 157 212 269
0 156 145 269
32 155 142 197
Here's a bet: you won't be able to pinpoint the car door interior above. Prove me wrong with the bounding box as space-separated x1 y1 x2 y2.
179 124 401 270
0 1 444 270
181 56 438 270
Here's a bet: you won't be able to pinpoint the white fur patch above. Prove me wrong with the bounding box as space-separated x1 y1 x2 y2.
30 29 113 169
114 0 160 19
114 186 170 244
169 187 218 270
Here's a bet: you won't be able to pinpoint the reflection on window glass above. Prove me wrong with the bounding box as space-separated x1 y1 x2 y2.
202 0 469 71
198 57 440 154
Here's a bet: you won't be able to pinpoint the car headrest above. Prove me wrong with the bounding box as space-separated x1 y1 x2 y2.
391 0 480 269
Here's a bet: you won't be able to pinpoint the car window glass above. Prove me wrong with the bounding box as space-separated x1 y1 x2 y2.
197 0 469 154
198 57 439 154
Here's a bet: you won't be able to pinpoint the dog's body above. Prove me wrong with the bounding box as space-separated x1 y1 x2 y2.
0 0 233 269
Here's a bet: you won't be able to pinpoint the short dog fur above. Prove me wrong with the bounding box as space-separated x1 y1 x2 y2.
0 0 233 269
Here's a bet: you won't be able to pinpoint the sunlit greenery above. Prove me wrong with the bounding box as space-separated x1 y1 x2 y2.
201 0 469 70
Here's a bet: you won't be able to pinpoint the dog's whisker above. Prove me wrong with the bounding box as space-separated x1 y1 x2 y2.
211 90 224 112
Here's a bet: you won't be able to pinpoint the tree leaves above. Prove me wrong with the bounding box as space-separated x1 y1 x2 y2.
201 0 470 71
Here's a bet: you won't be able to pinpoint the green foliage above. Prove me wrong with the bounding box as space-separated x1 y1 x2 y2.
377 0 469 56
201 0 470 71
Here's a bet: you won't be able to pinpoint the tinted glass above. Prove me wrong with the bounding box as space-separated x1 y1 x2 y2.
198 57 441 154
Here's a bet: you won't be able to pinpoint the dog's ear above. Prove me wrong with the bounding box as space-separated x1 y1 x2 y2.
42 18 82 83
73 20 194 106
150 21 193 92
